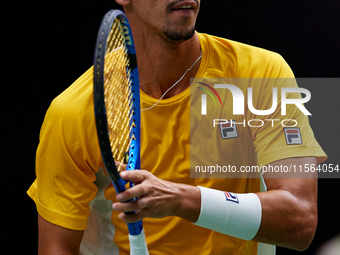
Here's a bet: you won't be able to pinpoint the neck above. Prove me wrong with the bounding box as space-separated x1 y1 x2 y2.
127 16 201 99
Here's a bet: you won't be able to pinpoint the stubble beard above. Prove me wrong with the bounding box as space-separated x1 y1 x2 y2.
163 0 199 42
162 25 196 43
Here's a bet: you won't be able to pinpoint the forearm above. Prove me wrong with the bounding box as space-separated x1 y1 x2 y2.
254 157 318 250
254 185 317 250
113 161 318 250
189 185 316 250
191 159 318 250
173 184 201 222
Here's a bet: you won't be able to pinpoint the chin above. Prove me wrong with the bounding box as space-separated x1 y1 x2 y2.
163 26 196 43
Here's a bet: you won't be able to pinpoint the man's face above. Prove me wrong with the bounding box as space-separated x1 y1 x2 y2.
129 0 200 42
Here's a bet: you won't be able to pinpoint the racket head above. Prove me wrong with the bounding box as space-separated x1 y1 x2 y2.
93 10 148 250
93 10 141 194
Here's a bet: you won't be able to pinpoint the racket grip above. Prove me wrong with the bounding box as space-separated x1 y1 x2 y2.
129 229 149 255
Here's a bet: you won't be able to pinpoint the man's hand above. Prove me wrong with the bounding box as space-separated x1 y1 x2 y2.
112 170 201 223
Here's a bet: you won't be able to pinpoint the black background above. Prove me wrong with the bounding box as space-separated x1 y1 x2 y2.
4 0 339 254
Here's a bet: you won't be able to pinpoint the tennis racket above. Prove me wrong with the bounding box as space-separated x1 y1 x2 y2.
93 10 148 255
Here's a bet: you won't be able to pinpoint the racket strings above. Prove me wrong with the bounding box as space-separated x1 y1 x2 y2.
104 19 135 172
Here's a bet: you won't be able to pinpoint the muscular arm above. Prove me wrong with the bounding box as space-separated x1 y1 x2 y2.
112 157 318 251
254 157 318 251
38 215 84 255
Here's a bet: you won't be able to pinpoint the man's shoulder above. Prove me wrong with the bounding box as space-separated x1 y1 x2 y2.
198 33 293 78
48 66 94 121
200 33 280 58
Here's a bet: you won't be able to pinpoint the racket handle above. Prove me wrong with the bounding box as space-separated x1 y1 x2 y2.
129 229 149 255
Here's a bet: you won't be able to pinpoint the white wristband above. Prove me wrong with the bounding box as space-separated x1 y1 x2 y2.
193 186 262 240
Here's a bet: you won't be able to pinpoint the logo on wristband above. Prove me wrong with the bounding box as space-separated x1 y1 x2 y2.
223 191 239 203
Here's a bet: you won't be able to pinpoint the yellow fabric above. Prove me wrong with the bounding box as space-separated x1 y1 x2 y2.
27 32 327 254
27 67 102 230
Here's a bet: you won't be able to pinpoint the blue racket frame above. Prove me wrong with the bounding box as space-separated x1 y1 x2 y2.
93 10 142 235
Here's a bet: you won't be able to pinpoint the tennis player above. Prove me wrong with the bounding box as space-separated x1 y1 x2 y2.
27 0 327 254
